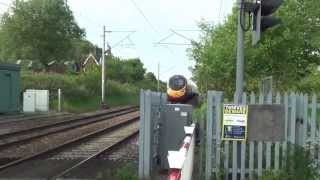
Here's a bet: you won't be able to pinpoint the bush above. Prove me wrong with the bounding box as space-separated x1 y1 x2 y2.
20 68 153 112
21 71 84 99
261 145 320 180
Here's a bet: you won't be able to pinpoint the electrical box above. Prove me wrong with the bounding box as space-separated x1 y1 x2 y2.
159 104 193 169
0 64 21 113
24 89 49 112
23 91 36 113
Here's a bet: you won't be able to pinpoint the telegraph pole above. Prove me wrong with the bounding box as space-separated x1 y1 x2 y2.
235 0 245 104
101 26 106 107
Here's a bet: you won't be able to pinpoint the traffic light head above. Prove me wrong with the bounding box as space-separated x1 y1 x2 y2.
261 16 281 31
252 0 284 46
261 0 284 16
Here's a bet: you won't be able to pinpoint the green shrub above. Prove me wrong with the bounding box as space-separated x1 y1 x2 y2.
20 69 148 112
193 102 207 122
96 163 138 180
261 145 320 180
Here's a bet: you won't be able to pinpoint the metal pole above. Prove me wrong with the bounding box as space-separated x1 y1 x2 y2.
102 26 106 106
235 0 245 104
235 0 245 171
58 89 61 112
157 62 160 92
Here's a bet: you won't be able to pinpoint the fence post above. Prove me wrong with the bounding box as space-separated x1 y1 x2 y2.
139 90 146 179
139 90 153 180
206 91 213 180
58 88 62 112
215 92 223 179
311 94 317 158
206 91 223 180
289 92 297 144
249 92 255 180
199 113 205 178
302 94 308 146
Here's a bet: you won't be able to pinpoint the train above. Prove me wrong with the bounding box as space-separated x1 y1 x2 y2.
166 75 199 105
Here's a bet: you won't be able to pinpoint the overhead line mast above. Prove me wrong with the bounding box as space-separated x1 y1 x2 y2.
101 26 136 108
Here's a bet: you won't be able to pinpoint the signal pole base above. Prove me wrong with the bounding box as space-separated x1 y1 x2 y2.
100 102 109 109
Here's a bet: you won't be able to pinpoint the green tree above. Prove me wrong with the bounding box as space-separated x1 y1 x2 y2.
0 0 84 68
106 56 146 83
189 0 320 97
145 72 157 82
71 39 95 70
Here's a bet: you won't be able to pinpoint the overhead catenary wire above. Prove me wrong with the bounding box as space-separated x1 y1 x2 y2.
112 31 136 48
154 28 200 46
129 0 179 57
130 0 159 34
218 0 223 22
0 2 9 7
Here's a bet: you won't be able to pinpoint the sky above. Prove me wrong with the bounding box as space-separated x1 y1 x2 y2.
0 0 236 83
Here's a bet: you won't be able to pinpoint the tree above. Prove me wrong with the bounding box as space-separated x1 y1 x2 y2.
145 72 157 82
189 0 320 97
70 39 95 70
106 56 146 83
0 0 85 68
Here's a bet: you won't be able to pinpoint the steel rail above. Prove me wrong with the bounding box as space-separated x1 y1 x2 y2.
0 106 136 136
0 113 139 172
50 123 139 180
0 112 71 124
0 108 138 149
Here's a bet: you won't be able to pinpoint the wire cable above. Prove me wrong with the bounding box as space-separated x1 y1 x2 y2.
239 0 252 31
218 0 223 21
130 0 159 34
0 2 9 7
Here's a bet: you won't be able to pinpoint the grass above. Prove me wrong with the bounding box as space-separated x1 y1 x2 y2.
96 162 138 180
52 94 139 113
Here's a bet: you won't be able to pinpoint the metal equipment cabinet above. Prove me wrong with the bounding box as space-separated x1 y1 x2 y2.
0 64 21 113
159 104 193 169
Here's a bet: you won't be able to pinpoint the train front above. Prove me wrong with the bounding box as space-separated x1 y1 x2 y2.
167 75 188 103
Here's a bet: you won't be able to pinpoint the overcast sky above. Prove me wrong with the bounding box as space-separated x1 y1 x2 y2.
0 0 236 82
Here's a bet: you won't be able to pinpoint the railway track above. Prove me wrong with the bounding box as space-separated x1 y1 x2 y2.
0 112 70 123
0 112 139 179
0 109 139 179
0 106 135 135
0 106 137 150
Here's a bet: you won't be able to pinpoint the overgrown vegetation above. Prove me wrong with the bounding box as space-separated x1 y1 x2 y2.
96 162 138 180
261 145 320 180
21 65 164 112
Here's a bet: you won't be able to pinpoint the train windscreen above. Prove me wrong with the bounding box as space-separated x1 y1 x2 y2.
169 76 186 90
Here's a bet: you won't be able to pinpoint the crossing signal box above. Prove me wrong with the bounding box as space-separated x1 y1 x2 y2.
252 0 284 46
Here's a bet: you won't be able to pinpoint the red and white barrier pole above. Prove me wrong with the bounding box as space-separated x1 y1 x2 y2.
167 124 195 180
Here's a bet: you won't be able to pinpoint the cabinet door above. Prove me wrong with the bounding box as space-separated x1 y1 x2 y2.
0 71 12 112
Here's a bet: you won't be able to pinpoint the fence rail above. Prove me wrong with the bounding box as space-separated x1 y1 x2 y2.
205 91 320 180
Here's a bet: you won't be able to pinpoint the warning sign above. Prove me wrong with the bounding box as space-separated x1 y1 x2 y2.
222 104 248 141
